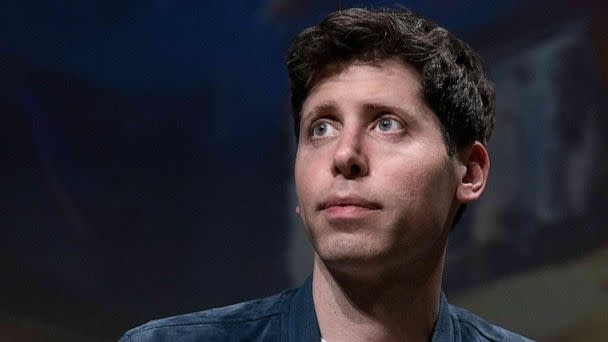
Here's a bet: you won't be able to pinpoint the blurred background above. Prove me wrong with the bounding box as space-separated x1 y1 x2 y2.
2 0 607 341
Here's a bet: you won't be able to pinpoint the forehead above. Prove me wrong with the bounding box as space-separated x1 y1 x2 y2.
302 58 426 118
302 58 422 114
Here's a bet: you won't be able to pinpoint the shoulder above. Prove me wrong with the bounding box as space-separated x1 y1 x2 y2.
449 304 534 342
120 289 295 342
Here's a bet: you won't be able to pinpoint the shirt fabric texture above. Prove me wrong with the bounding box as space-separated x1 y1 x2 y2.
120 277 532 341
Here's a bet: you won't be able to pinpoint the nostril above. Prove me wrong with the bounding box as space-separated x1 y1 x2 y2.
350 164 360 175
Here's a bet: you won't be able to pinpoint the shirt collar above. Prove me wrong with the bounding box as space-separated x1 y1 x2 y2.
431 291 456 341
286 276 321 342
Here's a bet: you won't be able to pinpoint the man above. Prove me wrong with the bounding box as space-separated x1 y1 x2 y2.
120 7 531 341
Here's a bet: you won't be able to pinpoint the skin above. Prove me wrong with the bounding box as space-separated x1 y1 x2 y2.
294 58 489 341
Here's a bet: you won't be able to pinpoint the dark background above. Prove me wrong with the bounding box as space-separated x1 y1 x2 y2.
2 1 607 341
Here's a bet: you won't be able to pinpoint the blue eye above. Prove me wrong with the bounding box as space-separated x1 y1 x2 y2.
311 122 337 137
376 118 402 132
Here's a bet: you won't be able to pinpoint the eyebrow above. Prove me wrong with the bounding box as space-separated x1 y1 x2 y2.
302 102 339 122
362 102 414 119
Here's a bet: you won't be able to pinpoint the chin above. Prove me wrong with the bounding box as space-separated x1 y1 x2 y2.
314 234 395 272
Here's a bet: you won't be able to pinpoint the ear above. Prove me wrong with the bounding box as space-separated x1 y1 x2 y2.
456 141 490 203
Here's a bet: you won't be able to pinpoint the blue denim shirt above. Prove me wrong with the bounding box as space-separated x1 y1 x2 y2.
120 277 532 341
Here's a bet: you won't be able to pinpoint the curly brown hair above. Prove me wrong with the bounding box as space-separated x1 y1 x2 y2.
286 7 495 156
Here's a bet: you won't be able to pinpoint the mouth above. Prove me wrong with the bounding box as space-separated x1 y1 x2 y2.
318 196 381 220
319 196 381 210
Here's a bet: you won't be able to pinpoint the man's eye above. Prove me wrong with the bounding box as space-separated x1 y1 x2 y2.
376 118 403 132
311 122 337 137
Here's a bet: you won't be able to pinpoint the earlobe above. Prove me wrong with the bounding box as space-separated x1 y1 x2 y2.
456 141 490 203
296 205 300 214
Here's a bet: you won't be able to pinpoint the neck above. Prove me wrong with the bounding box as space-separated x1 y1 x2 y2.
312 237 447 342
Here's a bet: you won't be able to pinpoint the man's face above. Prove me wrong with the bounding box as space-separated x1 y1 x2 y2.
295 58 461 274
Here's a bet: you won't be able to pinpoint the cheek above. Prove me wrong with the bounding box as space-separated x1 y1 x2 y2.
294 158 307 206
380 153 456 221
295 145 333 184
294 152 322 213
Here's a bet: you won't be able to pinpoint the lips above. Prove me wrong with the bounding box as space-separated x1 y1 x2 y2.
318 196 381 222
318 196 381 211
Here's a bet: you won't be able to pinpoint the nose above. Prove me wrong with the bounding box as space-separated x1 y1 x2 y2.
332 129 369 179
